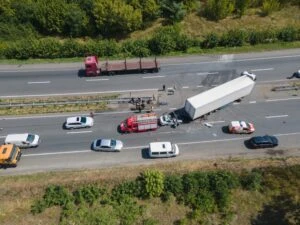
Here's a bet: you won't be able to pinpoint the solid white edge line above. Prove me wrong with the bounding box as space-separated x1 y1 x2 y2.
265 115 288 119
182 86 189 89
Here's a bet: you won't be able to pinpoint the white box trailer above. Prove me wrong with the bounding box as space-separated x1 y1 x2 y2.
184 74 256 120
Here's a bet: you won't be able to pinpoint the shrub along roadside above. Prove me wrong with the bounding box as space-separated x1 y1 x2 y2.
30 168 271 224
1 25 299 60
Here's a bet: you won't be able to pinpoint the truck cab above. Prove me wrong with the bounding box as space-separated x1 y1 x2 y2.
0 144 22 168
85 56 99 76
120 113 158 133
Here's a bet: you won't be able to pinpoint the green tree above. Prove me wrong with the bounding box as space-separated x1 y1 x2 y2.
204 0 235 21
64 3 88 37
93 0 142 37
160 0 187 24
137 170 165 198
129 0 160 22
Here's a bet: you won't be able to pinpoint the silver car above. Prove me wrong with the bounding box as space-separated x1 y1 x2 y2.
65 116 94 129
92 139 123 152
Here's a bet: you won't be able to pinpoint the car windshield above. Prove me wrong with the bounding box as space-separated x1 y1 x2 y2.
163 114 172 122
110 140 116 147
80 117 87 123
96 139 102 147
26 134 35 143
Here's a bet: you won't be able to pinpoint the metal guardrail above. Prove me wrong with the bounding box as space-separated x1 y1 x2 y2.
0 97 153 108
271 85 299 92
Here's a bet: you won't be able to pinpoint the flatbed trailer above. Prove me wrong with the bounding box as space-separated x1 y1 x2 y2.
85 56 160 76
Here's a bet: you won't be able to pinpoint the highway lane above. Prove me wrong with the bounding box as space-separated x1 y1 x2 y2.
0 98 299 155
0 50 300 97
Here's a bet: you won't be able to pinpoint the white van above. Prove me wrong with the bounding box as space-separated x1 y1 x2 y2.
148 142 179 158
5 133 40 148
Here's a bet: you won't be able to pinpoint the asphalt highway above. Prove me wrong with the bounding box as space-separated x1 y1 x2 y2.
0 49 300 175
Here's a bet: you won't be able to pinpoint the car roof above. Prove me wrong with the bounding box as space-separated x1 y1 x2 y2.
149 142 172 152
252 135 272 143
99 139 111 147
66 116 87 124
5 133 30 142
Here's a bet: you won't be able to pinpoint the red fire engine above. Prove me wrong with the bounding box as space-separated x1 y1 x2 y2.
120 113 158 133
84 56 160 76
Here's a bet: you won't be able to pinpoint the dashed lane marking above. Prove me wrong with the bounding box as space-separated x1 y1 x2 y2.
249 101 256 104
251 68 273 72
265 115 288 119
27 81 51 84
67 130 93 134
86 79 109 81
143 75 165 79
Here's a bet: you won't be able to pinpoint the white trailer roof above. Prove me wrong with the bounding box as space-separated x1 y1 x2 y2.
186 75 255 109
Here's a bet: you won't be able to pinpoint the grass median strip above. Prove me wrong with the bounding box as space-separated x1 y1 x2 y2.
0 94 119 116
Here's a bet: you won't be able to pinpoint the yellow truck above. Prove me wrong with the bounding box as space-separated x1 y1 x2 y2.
0 144 22 168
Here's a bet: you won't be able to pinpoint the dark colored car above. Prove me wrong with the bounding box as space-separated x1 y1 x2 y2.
248 135 278 148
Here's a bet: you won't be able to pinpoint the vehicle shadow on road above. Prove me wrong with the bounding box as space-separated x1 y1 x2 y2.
222 126 230 134
141 148 151 159
77 69 86 78
244 140 255 149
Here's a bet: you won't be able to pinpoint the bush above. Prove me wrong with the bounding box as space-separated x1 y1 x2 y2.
148 26 179 55
201 33 219 49
121 39 150 57
175 34 192 52
277 27 298 42
73 185 104 205
204 0 235 21
111 180 138 202
43 185 74 208
33 38 62 58
164 174 183 198
219 29 247 47
60 39 84 58
136 170 165 198
240 170 263 191
261 0 280 16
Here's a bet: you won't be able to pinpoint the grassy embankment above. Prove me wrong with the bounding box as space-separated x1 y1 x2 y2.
0 157 299 225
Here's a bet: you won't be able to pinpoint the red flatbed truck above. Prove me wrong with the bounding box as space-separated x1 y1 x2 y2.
120 113 158 133
84 55 160 76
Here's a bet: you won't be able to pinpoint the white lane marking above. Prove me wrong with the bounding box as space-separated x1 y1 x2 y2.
178 137 247 146
86 79 109 81
0 88 158 98
275 132 300 137
0 136 6 138
67 130 93 134
266 97 300 102
23 150 90 157
233 102 240 105
0 68 79 73
169 108 177 110
196 72 219 76
265 115 288 119
258 79 290 83
197 85 203 87
251 68 273 72
143 75 165 79
165 54 300 66
22 131 300 157
27 81 51 84
249 101 256 104
212 133 217 137
182 86 189 89
207 120 225 124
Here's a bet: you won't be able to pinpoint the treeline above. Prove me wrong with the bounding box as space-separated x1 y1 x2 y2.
1 25 299 60
1 0 300 40
30 165 300 224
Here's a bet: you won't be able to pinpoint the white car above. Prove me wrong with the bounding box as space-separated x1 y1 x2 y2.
159 113 182 126
148 142 179 158
228 121 255 134
64 116 94 129
241 71 256 81
92 139 123 152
